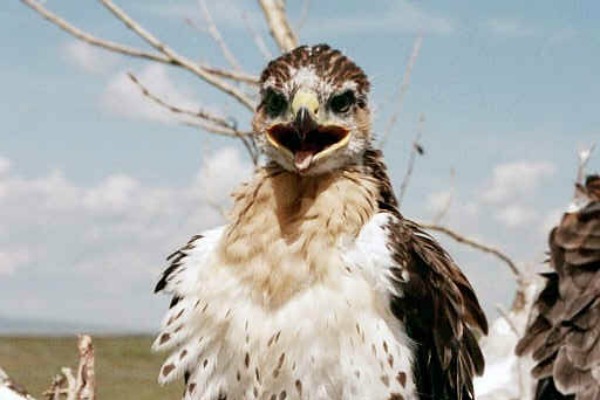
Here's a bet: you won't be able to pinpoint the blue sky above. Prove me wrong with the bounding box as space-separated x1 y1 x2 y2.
1 0 598 332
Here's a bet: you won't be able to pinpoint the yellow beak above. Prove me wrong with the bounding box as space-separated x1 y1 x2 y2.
291 88 319 121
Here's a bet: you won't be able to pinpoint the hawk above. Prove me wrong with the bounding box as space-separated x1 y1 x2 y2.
154 44 488 400
516 175 600 400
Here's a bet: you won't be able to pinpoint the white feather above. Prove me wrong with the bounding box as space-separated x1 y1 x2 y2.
155 214 417 399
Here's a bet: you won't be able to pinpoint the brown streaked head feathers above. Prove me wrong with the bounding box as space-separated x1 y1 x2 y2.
253 44 372 175
259 44 370 97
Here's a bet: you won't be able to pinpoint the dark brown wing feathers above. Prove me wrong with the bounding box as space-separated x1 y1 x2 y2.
364 148 488 400
517 175 600 400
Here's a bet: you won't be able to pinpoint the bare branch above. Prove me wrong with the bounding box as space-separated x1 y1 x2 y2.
22 0 258 87
126 73 259 163
21 0 168 63
198 0 243 72
74 335 95 400
431 167 456 224
202 67 259 86
576 143 596 186
419 222 522 278
128 73 235 129
380 35 423 146
258 0 298 53
242 12 274 61
495 304 521 337
397 113 425 207
98 0 255 110
295 0 311 31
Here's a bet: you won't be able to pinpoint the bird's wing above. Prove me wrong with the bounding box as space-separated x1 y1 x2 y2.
349 212 488 400
516 199 600 400
153 226 225 388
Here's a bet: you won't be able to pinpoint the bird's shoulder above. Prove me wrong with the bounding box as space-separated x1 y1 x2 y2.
353 211 488 400
154 225 225 296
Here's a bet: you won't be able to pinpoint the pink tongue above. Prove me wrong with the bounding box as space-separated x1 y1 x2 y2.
294 151 314 171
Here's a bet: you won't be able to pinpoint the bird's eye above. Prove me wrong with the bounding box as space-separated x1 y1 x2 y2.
329 90 356 114
264 90 288 117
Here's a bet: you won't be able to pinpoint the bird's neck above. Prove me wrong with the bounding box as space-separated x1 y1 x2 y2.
218 164 379 307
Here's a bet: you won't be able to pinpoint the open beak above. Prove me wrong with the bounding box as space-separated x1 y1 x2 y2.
266 89 350 172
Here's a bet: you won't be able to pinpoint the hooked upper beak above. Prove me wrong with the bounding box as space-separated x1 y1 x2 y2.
266 88 350 173
291 88 319 137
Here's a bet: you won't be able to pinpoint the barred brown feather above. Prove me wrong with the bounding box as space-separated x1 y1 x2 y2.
517 175 600 400
364 148 488 400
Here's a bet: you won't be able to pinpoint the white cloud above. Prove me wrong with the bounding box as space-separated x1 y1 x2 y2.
143 1 263 30
0 249 31 276
101 64 201 124
485 18 537 38
0 157 11 175
62 40 119 75
83 174 141 214
482 161 556 205
305 1 454 36
494 204 537 228
426 189 453 215
0 147 250 324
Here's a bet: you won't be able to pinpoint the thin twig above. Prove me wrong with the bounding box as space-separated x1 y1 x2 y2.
198 0 243 72
258 0 298 53
431 167 456 224
75 335 95 400
242 11 274 61
127 72 234 129
495 304 521 337
397 113 425 207
21 0 168 63
295 0 311 31
128 72 258 161
380 35 423 146
576 143 596 186
202 67 259 85
129 74 257 163
419 222 522 278
98 0 255 110
20 0 258 86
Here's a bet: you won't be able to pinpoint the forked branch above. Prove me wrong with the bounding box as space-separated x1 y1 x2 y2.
420 222 522 278
198 0 244 72
380 35 423 146
20 0 257 108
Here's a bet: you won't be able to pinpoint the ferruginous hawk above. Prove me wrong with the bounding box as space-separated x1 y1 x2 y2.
516 175 600 400
154 44 488 400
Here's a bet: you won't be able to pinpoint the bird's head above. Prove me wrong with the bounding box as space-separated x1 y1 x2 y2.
253 44 371 175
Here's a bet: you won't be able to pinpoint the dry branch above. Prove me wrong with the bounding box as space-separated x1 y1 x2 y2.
420 222 522 278
1 336 95 400
74 336 95 400
495 304 521 336
380 35 423 146
242 12 274 61
21 0 257 107
258 0 298 53
198 0 244 72
295 0 311 31
397 113 425 207
20 0 169 63
98 0 255 110
127 72 258 163
128 73 235 131
431 168 456 224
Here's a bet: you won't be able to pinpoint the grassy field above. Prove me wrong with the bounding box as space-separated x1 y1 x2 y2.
0 336 183 399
